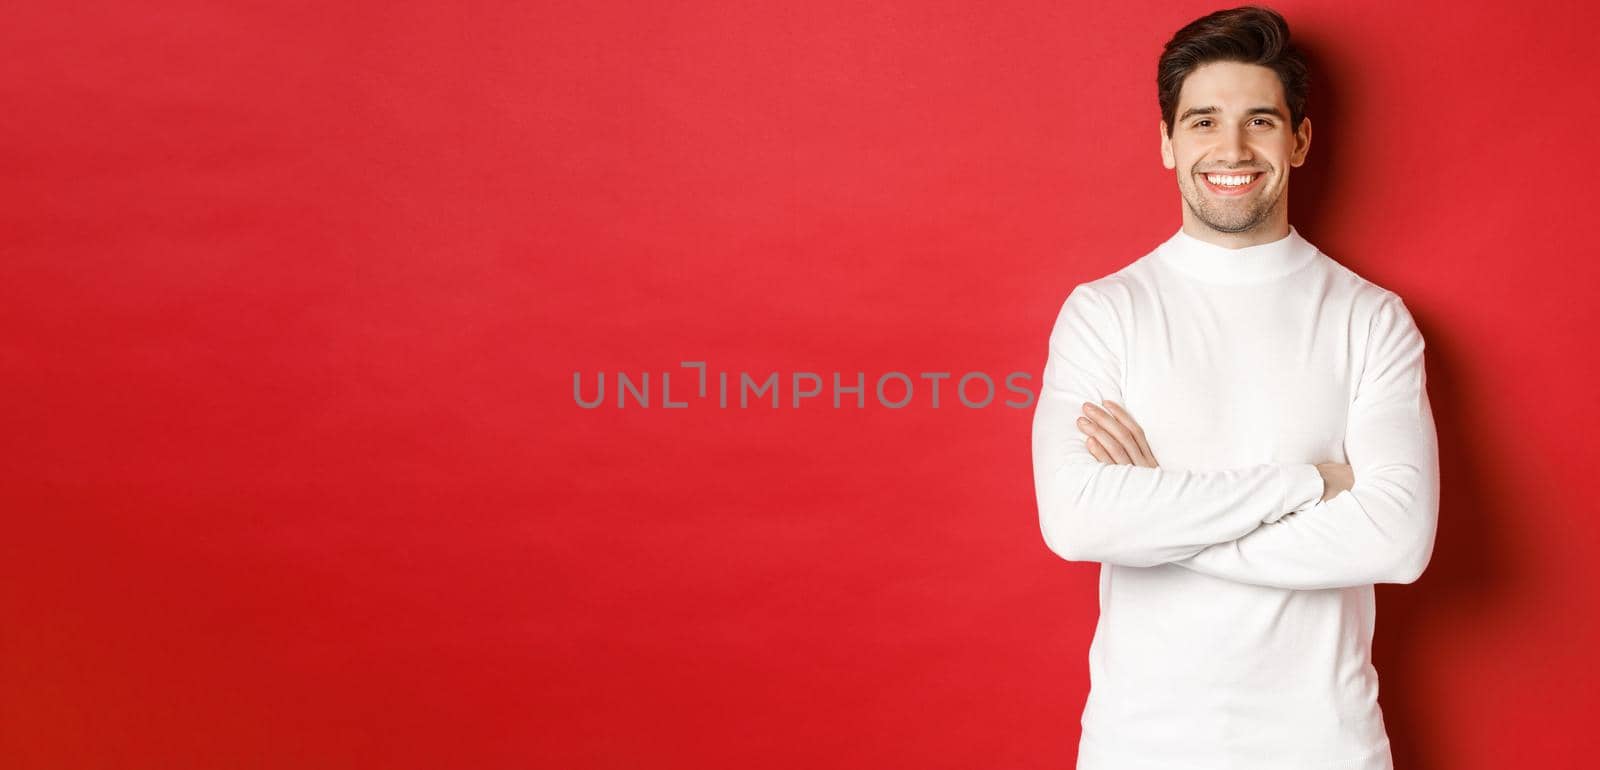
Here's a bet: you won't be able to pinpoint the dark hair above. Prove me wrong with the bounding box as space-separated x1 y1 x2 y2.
1157 6 1309 136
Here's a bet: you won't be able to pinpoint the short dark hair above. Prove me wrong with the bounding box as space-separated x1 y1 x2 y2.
1157 6 1309 136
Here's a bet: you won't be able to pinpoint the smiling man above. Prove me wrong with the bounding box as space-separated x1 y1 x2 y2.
1030 6 1440 770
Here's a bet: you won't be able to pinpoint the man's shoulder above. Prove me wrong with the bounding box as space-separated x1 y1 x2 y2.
1316 246 1407 305
1037 241 1169 338
1054 246 1164 305
1308 248 1427 350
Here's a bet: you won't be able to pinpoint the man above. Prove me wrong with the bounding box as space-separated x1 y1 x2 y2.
1030 6 1439 770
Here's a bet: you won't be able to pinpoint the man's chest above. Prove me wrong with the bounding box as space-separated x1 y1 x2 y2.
1117 287 1360 467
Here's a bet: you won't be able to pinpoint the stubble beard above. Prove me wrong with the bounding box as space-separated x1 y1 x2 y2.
1182 170 1282 235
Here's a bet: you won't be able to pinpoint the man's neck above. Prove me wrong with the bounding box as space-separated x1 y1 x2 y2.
1179 217 1291 250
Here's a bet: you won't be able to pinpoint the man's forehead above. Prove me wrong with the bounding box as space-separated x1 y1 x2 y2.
1178 61 1286 107
1177 64 1287 117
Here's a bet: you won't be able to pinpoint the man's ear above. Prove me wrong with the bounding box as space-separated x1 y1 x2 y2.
1290 116 1313 167
1160 120 1175 169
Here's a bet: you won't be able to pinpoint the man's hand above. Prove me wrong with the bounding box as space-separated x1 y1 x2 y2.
1313 462 1355 502
1076 400 1160 468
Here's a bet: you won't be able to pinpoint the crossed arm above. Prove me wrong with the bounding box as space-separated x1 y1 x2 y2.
1030 284 1440 590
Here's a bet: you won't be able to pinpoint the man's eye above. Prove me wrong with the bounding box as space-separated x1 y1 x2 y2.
1190 118 1275 129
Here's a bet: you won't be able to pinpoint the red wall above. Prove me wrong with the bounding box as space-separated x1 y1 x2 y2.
5 2 1597 767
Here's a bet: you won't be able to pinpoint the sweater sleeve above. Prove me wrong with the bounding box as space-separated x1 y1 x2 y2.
1170 293 1441 589
1031 284 1327 568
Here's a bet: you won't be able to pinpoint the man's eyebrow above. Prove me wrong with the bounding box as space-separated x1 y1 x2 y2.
1177 105 1288 122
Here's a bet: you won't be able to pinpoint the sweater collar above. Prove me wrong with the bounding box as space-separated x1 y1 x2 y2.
1156 224 1319 284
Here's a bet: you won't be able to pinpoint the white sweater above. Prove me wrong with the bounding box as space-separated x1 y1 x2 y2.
1031 225 1439 770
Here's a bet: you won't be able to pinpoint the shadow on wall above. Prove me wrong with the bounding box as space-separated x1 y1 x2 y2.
1292 35 1516 770
1375 320 1514 770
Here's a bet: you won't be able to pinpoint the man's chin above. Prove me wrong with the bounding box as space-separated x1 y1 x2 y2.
1192 210 1268 234
1183 198 1274 234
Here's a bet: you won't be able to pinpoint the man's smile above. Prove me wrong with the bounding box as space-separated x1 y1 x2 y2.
1197 171 1264 196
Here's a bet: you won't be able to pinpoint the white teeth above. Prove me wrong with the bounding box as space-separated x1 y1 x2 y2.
1205 173 1256 186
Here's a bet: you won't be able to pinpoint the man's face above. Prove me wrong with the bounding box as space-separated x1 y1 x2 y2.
1160 60 1311 236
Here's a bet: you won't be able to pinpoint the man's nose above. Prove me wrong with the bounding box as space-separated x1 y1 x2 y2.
1216 127 1254 163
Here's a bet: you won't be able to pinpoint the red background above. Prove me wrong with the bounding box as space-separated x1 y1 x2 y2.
5 2 1598 767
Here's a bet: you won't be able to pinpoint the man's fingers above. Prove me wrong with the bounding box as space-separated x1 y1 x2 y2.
1081 402 1140 464
1100 400 1158 465
1084 435 1112 464
1078 414 1133 464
